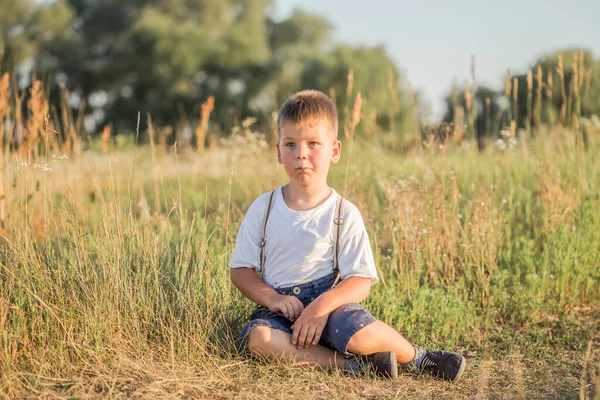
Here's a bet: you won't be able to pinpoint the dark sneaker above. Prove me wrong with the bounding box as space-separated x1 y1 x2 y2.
410 349 466 381
366 351 398 378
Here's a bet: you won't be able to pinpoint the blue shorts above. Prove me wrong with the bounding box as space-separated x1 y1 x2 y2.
238 273 377 358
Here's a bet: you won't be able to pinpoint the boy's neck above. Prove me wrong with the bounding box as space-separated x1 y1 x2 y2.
282 183 332 211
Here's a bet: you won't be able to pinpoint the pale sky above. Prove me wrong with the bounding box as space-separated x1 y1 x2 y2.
273 0 600 120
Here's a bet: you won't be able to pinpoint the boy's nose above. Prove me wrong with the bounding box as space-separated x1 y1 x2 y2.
296 145 308 159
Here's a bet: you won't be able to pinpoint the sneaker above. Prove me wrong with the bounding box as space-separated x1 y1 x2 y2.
366 351 398 379
343 351 398 379
406 346 466 381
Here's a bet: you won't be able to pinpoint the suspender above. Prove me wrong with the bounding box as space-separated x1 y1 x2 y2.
259 190 276 273
259 188 345 288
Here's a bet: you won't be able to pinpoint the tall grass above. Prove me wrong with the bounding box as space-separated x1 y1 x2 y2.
1 116 599 395
0 68 599 396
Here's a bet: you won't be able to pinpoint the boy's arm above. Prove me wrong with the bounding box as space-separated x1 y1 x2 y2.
230 267 304 320
230 267 279 307
289 276 371 349
310 276 372 315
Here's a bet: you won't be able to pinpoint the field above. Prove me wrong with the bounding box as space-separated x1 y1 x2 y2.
1 122 600 398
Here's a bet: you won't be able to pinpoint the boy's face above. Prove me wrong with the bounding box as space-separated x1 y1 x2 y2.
277 122 341 189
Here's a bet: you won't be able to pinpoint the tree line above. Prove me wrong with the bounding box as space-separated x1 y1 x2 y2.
1 0 598 152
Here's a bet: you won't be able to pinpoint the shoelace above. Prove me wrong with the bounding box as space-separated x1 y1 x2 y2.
419 352 441 370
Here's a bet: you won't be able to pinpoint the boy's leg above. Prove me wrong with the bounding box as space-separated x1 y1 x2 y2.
346 319 466 381
346 320 416 363
247 326 346 370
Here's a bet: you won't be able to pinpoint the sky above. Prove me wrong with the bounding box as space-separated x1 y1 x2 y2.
273 0 600 120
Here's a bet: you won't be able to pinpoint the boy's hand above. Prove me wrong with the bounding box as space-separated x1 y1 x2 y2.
291 302 330 349
267 294 304 321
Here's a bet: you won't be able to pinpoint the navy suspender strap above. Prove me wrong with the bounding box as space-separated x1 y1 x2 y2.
332 195 344 287
259 190 277 274
259 189 345 288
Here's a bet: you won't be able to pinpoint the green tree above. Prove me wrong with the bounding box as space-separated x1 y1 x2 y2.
443 85 505 138
300 45 418 138
512 49 600 130
267 9 333 106
1 0 74 73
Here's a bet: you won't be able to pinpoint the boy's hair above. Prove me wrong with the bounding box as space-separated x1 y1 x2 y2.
277 90 338 140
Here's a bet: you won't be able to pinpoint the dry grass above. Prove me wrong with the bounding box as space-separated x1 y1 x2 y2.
1 348 598 399
1 69 600 399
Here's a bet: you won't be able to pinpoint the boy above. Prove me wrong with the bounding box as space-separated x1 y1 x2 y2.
229 90 466 380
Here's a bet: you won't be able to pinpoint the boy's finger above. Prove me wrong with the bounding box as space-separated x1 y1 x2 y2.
293 297 305 312
312 328 323 345
279 303 290 318
287 304 297 321
305 326 317 348
291 300 303 319
296 325 310 349
291 322 301 345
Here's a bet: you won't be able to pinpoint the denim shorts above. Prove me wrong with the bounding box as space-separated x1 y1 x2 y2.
238 273 377 358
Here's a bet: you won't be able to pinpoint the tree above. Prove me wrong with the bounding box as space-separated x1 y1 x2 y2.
1 0 74 74
443 85 505 138
512 49 600 131
300 45 418 138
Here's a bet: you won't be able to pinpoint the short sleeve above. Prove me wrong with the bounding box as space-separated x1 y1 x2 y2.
336 203 379 284
229 194 267 272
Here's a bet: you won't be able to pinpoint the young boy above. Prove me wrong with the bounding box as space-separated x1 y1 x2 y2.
229 90 466 380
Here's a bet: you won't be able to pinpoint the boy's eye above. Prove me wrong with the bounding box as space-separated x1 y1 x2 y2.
285 142 295 148
309 142 319 147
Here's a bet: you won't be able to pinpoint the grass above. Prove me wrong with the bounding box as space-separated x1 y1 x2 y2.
1 126 599 398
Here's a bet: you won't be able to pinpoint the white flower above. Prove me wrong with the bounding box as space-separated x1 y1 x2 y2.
494 139 507 150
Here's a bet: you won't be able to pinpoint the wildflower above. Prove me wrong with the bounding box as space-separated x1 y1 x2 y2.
421 229 428 234
457 213 463 219
502 198 507 204
59 155 69 160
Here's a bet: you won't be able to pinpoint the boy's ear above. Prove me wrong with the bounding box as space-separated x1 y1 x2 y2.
276 142 283 164
331 140 342 164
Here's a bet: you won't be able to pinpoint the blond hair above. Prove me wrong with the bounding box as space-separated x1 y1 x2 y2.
277 90 338 140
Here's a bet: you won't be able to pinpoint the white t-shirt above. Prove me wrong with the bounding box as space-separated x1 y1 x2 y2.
229 186 379 288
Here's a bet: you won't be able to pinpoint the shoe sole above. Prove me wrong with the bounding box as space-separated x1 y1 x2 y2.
386 352 398 379
371 351 398 379
451 355 466 381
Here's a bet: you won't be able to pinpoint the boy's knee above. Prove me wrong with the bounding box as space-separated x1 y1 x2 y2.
247 325 272 353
